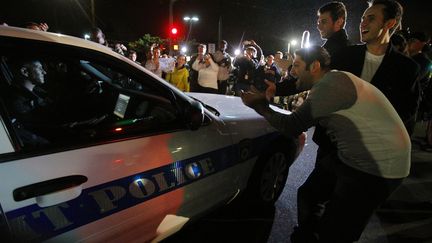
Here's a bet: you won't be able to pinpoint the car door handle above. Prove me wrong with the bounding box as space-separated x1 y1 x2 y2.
13 175 88 202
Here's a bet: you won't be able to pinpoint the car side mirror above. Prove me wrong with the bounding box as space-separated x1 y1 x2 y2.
185 100 205 130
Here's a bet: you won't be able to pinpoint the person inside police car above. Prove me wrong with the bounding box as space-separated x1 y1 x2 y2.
6 59 54 147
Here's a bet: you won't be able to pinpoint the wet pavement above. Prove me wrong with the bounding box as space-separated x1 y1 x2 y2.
162 122 432 243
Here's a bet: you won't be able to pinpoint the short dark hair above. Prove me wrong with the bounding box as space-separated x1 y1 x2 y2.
318 1 347 27
295 46 331 71
390 33 407 53
25 22 39 28
409 31 429 43
370 0 403 35
390 33 406 46
91 27 104 36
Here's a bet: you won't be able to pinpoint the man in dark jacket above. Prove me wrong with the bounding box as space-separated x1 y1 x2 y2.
407 31 431 102
317 1 350 56
233 41 262 95
332 0 420 136
272 1 350 96
407 32 432 150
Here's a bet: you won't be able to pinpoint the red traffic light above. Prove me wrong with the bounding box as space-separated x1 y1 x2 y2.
171 27 178 35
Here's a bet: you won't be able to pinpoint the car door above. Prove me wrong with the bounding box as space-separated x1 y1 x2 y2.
0 38 236 242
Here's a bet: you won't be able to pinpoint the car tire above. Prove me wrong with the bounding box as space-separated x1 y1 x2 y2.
244 142 295 207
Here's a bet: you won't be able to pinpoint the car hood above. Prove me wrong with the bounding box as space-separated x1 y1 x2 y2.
185 93 304 157
186 93 290 119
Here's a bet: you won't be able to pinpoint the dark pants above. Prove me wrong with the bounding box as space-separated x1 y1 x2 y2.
233 82 251 96
217 80 228 95
196 84 218 94
295 150 404 243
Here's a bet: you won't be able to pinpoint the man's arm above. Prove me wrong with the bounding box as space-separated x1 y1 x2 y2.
246 72 358 137
240 88 312 137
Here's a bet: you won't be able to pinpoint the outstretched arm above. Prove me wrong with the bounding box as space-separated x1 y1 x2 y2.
241 87 311 137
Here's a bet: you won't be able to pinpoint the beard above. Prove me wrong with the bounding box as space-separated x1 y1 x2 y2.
295 75 313 91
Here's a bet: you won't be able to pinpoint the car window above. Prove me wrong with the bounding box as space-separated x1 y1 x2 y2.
0 51 180 152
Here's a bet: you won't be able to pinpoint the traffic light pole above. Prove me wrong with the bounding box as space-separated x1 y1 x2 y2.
169 0 177 55
186 22 193 42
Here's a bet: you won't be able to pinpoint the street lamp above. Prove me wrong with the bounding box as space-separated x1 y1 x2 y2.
183 16 199 42
183 16 199 22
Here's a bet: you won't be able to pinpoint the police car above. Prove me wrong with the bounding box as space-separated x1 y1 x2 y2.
0 26 304 242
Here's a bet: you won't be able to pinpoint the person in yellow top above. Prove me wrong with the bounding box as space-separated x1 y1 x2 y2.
165 54 190 92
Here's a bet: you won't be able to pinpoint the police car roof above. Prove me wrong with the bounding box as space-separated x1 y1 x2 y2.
0 25 167 82
0 25 116 57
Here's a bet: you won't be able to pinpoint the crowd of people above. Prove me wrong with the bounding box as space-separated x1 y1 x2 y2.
2 0 432 241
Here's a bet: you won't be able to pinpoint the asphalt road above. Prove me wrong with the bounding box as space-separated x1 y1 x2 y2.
163 122 432 243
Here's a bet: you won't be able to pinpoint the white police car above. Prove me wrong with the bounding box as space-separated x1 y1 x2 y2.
0 26 304 242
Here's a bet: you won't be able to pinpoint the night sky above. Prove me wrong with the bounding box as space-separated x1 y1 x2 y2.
2 0 431 55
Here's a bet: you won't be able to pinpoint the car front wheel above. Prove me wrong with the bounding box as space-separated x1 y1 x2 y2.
244 144 293 207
